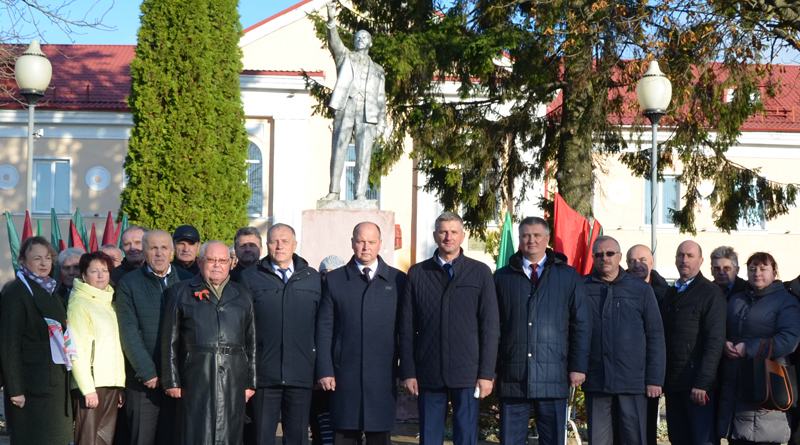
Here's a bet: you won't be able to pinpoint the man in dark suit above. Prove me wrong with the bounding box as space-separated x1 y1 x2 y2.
494 217 591 445
316 222 406 445
399 212 499 445
116 229 193 445
238 223 321 445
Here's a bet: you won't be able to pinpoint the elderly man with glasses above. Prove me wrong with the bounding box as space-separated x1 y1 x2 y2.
237 223 322 445
161 240 256 444
582 235 666 445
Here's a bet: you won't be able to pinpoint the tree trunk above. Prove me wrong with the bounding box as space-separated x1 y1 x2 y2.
556 42 594 219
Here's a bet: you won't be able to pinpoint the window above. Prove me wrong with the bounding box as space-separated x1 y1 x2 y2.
737 178 766 230
342 144 379 200
246 142 264 216
33 159 70 213
644 177 679 225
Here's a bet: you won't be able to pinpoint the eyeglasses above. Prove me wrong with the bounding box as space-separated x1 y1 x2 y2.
203 257 231 265
711 266 734 273
593 251 619 259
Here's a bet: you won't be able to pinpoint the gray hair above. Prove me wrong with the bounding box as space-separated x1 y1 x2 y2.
234 226 262 246
57 247 84 266
142 229 173 250
267 223 296 241
99 244 122 256
353 221 381 239
199 240 229 259
229 244 236 256
434 212 464 232
121 225 148 239
592 235 621 253
519 216 550 236
710 245 738 268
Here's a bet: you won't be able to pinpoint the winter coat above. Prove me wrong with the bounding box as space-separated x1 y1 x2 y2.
316 256 406 431
661 272 727 392
161 275 256 445
648 270 670 306
0 275 73 445
68 279 125 394
722 277 748 300
238 254 321 388
717 281 800 443
110 257 139 287
582 268 666 394
398 249 500 389
115 265 193 383
494 250 591 399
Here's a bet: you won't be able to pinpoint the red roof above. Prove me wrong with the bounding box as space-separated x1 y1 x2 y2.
0 45 325 112
1 44 134 111
546 64 800 132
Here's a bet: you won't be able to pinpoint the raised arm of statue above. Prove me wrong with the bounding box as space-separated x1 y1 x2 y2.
326 2 347 64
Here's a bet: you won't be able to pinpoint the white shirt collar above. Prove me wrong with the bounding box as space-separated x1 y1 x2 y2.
146 264 172 278
436 253 460 267
271 261 293 274
522 254 547 278
355 260 377 280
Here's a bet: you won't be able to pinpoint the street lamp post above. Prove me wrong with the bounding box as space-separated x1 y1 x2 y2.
15 40 52 213
636 60 672 268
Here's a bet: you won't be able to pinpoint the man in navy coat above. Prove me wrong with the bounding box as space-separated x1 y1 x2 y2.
316 222 406 445
399 212 499 445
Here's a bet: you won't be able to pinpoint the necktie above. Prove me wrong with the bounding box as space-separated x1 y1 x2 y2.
157 274 168 289
363 267 372 283
530 264 539 286
443 264 453 283
278 268 289 284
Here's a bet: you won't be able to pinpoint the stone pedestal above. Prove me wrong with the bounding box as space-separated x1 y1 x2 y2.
301 208 395 270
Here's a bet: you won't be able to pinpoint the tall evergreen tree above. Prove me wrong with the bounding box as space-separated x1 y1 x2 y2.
122 0 249 242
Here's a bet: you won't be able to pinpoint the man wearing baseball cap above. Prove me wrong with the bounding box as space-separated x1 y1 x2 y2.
172 225 201 275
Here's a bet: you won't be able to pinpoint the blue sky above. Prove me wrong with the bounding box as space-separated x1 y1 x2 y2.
3 0 302 45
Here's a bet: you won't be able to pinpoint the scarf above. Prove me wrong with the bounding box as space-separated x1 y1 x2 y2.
18 265 58 294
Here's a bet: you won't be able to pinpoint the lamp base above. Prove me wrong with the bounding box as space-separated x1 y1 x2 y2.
20 89 44 106
643 109 666 125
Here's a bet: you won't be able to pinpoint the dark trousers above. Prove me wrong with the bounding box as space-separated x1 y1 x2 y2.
418 387 479 445
125 380 176 445
646 396 660 445
499 397 566 445
335 430 390 445
253 385 313 445
72 387 122 445
310 389 334 445
586 392 648 445
665 391 718 445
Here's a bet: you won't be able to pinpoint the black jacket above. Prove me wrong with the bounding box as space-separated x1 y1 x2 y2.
229 262 254 283
110 257 140 287
583 268 666 394
316 256 406 431
784 275 800 299
649 270 670 306
494 250 591 399
172 259 200 276
720 276 748 300
661 272 727 392
161 275 256 445
115 264 193 383
238 254 321 388
398 249 499 389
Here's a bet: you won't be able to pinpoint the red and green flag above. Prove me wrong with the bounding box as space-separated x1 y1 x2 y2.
5 211 20 272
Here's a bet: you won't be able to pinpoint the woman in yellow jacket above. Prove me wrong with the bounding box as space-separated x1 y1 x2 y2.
68 251 126 445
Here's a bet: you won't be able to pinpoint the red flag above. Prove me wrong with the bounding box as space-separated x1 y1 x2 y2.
58 239 67 252
553 194 589 271
69 220 87 252
115 221 122 245
581 219 604 275
21 211 33 242
101 212 116 246
89 223 99 252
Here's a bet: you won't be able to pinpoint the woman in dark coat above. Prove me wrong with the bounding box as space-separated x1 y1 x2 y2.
161 240 256 445
0 236 73 445
718 252 800 444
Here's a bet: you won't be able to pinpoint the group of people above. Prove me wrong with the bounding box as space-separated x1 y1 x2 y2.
0 211 797 445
